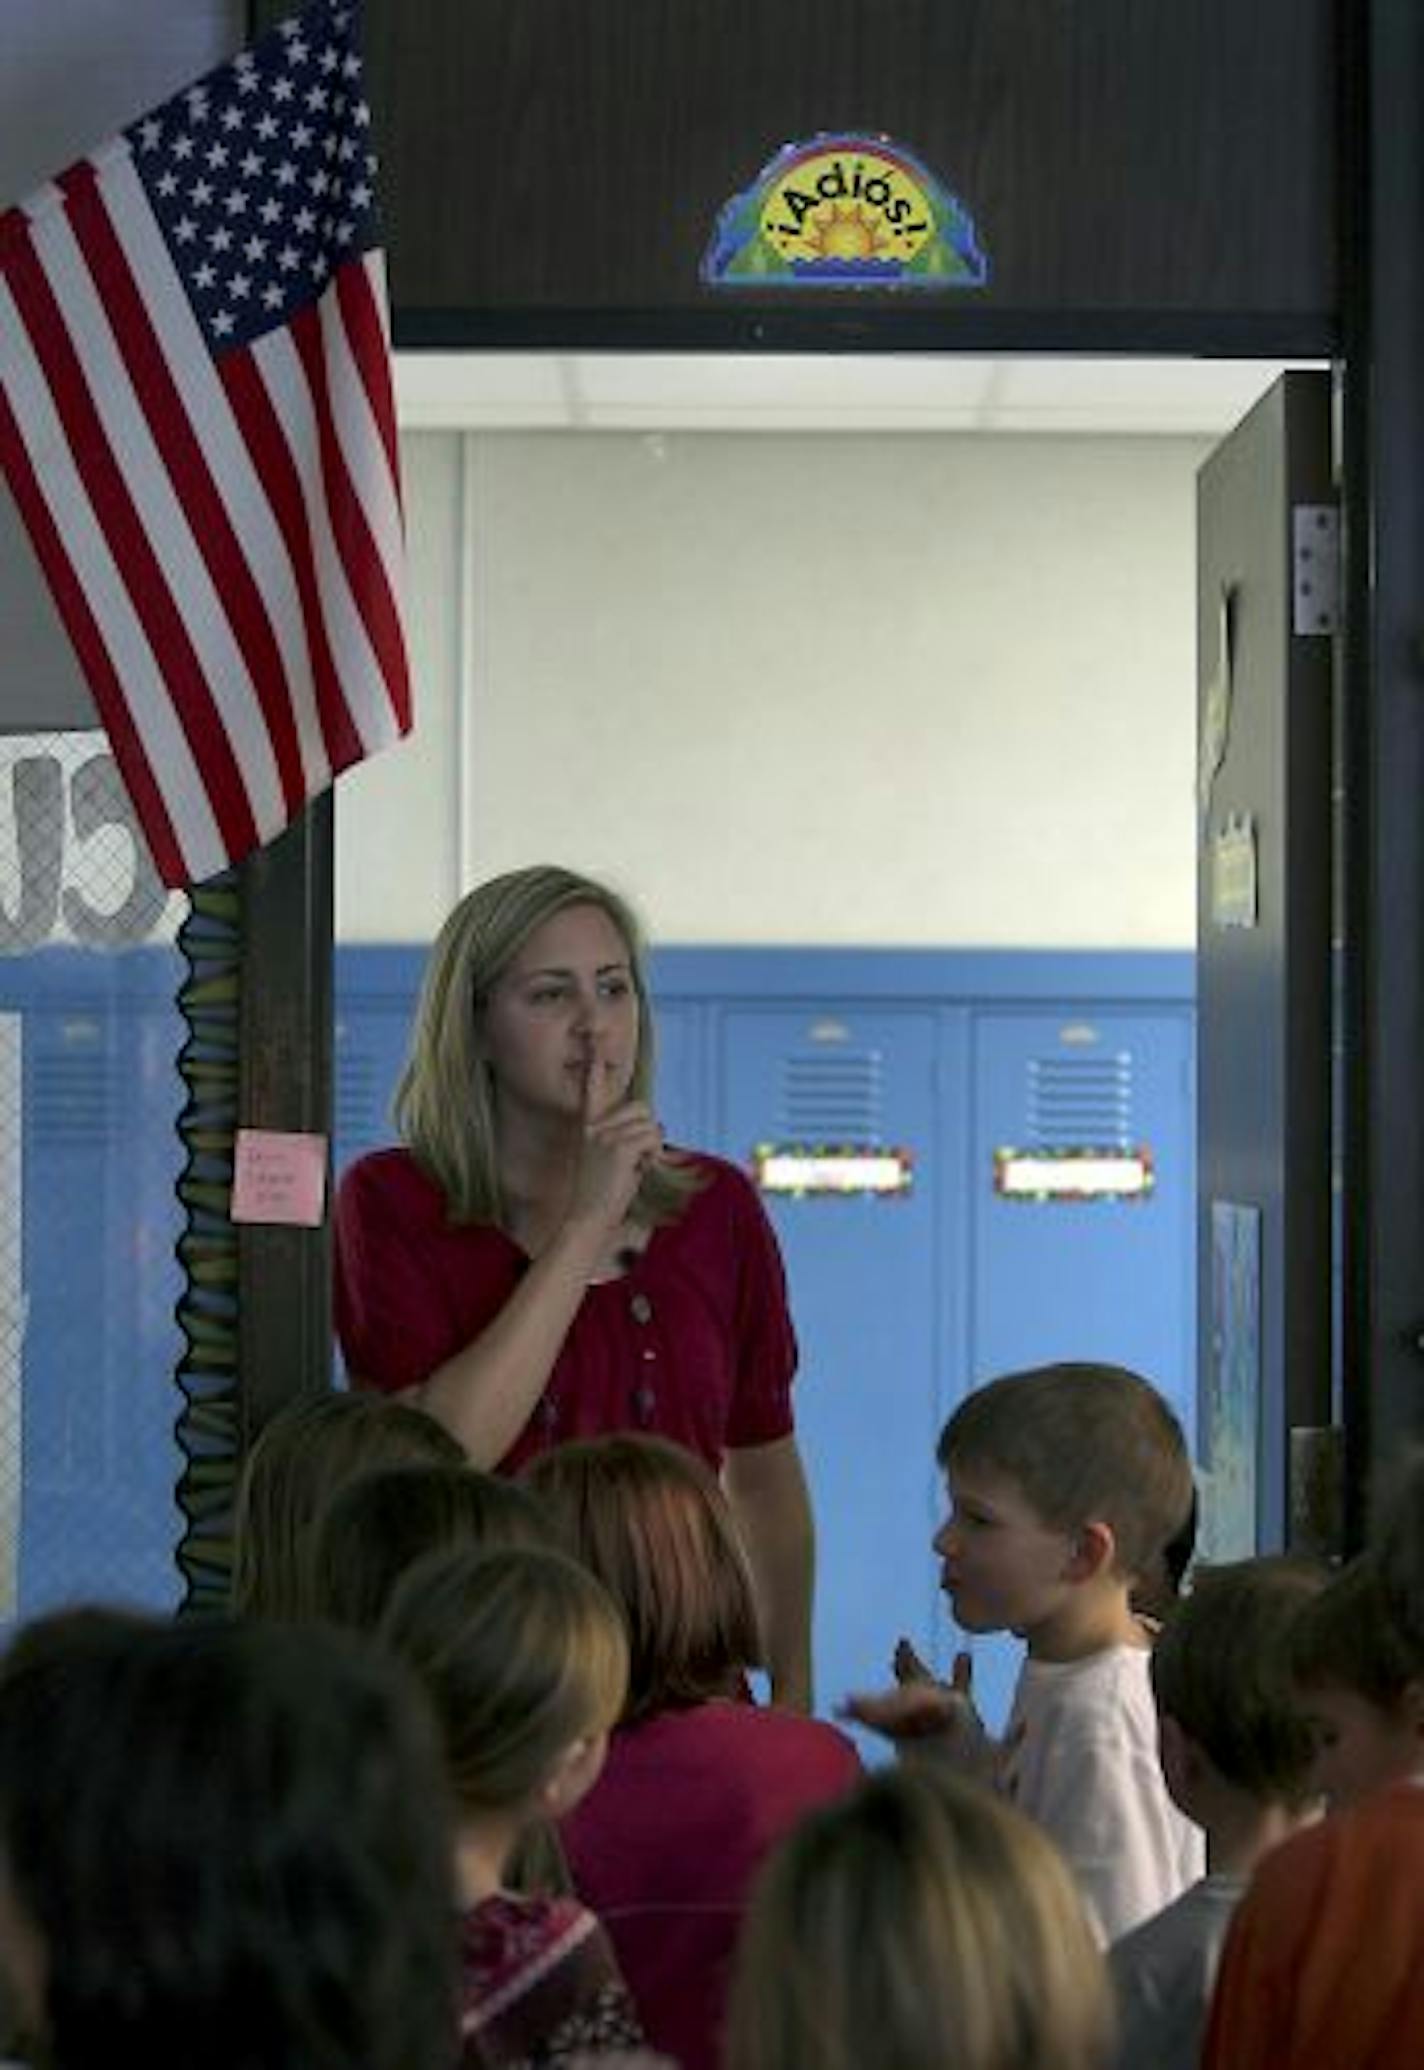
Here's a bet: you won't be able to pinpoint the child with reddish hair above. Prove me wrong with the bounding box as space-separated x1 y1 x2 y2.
525 1435 859 2070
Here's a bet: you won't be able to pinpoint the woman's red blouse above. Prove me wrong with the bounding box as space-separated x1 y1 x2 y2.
333 1149 797 1470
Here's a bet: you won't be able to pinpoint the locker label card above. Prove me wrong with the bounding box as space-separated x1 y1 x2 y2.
995 1146 1154 1202
754 1143 913 1198
231 1128 328 1226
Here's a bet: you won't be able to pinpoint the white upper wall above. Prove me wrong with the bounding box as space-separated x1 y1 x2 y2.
335 426 1209 949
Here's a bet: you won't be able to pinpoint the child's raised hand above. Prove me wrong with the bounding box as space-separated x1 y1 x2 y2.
838 1680 966 1741
892 1638 975 1697
840 1649 989 1768
892 1636 935 1685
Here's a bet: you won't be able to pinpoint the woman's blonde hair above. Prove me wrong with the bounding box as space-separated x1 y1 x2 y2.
726 1765 1112 2070
379 1545 629 1815
395 863 700 1227
523 1435 762 1723
231 1393 465 1620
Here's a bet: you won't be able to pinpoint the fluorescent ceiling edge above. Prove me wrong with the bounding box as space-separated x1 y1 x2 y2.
393 352 1313 437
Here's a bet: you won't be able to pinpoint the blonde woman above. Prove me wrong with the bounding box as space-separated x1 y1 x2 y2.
380 1543 641 2068
334 863 815 1710
726 1764 1113 2070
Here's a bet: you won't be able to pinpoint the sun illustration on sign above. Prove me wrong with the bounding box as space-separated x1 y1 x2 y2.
799 199 895 262
703 132 988 290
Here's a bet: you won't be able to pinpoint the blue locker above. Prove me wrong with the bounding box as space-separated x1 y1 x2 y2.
971 1008 1196 1431
332 948 425 1387
0 949 184 1618
333 947 424 1178
712 1003 953 1739
958 1004 1196 1729
649 996 701 1153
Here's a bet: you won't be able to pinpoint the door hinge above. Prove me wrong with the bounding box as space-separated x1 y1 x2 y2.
1293 505 1341 637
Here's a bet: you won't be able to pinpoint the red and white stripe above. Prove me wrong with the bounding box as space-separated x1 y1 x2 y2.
0 140 410 887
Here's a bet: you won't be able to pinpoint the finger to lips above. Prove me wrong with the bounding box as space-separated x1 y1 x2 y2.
590 1105 656 1144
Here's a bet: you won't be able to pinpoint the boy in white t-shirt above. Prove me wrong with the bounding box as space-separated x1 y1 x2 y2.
847 1361 1204 1943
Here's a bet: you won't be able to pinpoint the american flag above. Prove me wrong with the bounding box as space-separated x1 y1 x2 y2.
0 0 411 888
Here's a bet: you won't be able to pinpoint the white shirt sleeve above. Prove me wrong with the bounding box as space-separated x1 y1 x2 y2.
1029 1724 1193 1943
1003 1653 1203 1945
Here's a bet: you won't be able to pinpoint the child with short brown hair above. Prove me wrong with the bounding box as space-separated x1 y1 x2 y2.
1110 1557 1325 2070
1202 1456 1424 2070
231 1390 464 1619
848 1362 1202 1942
309 1461 549 1631
1289 1551 1424 1808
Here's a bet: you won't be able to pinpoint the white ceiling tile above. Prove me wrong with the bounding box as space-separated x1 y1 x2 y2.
393 353 568 428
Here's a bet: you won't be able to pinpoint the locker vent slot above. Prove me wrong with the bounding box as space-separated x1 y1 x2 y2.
781 1051 883 1143
32 1048 114 1147
1027 1053 1133 1147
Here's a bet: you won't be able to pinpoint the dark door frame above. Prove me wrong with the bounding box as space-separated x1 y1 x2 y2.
1338 0 1422 1539
235 3 1412 1556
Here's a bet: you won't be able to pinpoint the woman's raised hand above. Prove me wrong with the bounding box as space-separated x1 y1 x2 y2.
567 1056 663 1237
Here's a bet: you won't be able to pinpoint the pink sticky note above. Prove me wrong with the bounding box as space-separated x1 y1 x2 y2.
230 1128 328 1227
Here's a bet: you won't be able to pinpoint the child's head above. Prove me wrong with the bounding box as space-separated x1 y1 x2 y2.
0 1608 456 2070
725 1763 1111 2070
522 1433 762 1722
935 1364 1193 1637
380 1544 628 1827
310 1462 549 1629
1289 1552 1424 1808
1150 1556 1325 1823
231 1391 465 1619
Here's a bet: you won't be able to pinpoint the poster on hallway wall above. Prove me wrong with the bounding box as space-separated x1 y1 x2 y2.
1201 1200 1261 1560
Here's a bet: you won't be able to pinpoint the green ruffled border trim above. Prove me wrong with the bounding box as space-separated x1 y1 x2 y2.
173 876 241 1614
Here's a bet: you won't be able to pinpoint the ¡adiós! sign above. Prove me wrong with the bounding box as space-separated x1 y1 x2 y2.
703 134 988 290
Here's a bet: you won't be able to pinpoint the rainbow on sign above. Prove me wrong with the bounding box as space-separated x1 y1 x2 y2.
703 133 988 290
